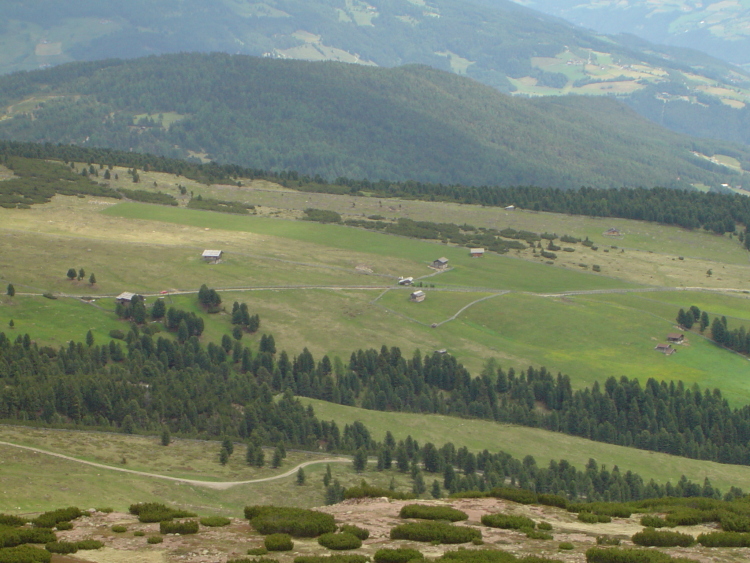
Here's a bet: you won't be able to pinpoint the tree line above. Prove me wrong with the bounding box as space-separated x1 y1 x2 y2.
0 329 733 505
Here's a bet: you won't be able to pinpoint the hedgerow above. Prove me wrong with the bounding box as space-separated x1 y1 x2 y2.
374 548 424 563
339 525 369 540
488 488 537 505
318 532 362 550
129 502 196 523
159 520 199 535
390 522 481 544
400 505 468 522
0 545 52 563
631 529 694 547
265 533 294 551
481 514 535 530
245 506 336 537
697 531 750 547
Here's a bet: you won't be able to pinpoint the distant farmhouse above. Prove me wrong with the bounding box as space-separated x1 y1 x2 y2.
504 205 515 211
603 228 621 237
667 333 684 344
410 290 426 302
398 277 414 286
470 248 485 258
655 343 675 355
116 292 138 303
202 249 223 263
432 257 449 269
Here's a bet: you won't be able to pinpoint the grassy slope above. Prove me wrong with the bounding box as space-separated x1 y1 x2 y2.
304 398 750 493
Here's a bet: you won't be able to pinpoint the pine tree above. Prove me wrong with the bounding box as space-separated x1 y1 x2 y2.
353 448 368 472
219 448 229 465
431 480 442 499
161 428 171 446
6 284 14 297
86 330 94 347
89 273 96 285
78 268 85 281
296 467 306 485
323 464 332 487
66 268 77 280
272 447 283 468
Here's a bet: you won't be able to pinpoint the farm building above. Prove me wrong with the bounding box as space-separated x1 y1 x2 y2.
470 248 485 257
398 277 414 286
410 290 426 302
667 333 684 343
603 228 621 236
202 249 223 263
116 292 138 303
655 343 675 355
432 257 449 269
504 205 515 211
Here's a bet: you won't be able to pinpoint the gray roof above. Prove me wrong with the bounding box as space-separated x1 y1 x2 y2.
435 257 449 264
116 292 136 301
202 249 223 257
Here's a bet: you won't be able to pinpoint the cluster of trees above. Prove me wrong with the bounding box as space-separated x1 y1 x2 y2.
197 284 222 310
0 328 735 504
678 305 750 356
187 195 253 214
65 268 95 284
231 302 260 333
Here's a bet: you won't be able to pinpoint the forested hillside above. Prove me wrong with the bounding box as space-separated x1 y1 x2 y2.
0 54 747 189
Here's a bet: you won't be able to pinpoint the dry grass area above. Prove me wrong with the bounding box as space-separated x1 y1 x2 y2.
42 497 745 563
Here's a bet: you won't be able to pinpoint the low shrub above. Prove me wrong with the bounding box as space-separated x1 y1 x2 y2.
481 514 535 530
585 547 693 562
134 531 145 537
109 329 125 340
595 536 620 546
230 559 279 563
537 494 567 509
200 516 231 527
0 545 52 563
639 516 666 528
111 525 127 533
159 520 199 535
720 512 750 532
45 541 78 554
374 548 423 563
390 522 481 544
74 540 104 550
578 512 610 524
265 533 294 551
663 508 714 527
0 515 27 527
339 525 369 540
130 502 196 523
400 505 468 522
631 529 694 547
54 522 73 531
318 532 362 550
488 488 537 505
294 556 369 563
247 547 269 555
344 483 415 501
436 549 516 563
698 531 750 547
569 503 631 518
522 527 552 540
558 542 574 550
95 507 114 513
32 507 83 528
245 506 336 537
147 536 163 544
537 522 552 531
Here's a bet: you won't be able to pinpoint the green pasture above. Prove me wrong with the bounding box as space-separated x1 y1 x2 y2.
374 289 497 326
304 398 750 494
103 203 634 293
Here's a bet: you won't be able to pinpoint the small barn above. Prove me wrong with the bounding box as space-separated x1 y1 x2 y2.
470 248 485 258
432 257 449 269
202 249 223 263
410 290 426 302
667 333 684 344
603 228 621 237
116 292 137 304
398 277 414 286
655 344 675 355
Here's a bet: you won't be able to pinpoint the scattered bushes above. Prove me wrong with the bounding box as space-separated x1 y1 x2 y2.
435 549 516 563
339 525 369 540
303 208 342 223
400 505 468 522
32 507 83 528
596 536 620 546
111 525 127 533
134 531 145 537
147 536 163 544
639 516 666 528
199 516 231 527
631 528 695 547
585 547 690 562
374 548 424 563
697 531 750 547
247 547 268 555
537 522 552 531
481 514 535 530
159 520 199 535
129 502 197 523
521 528 552 540
245 506 336 537
265 533 294 551
318 532 362 550
95 507 114 513
294 556 369 563
0 545 52 563
558 542 574 550
390 522 481 544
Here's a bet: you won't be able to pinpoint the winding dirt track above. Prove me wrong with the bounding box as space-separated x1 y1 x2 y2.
0 441 349 490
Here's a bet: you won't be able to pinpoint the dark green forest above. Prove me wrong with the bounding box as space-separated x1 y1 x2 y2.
0 54 747 189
